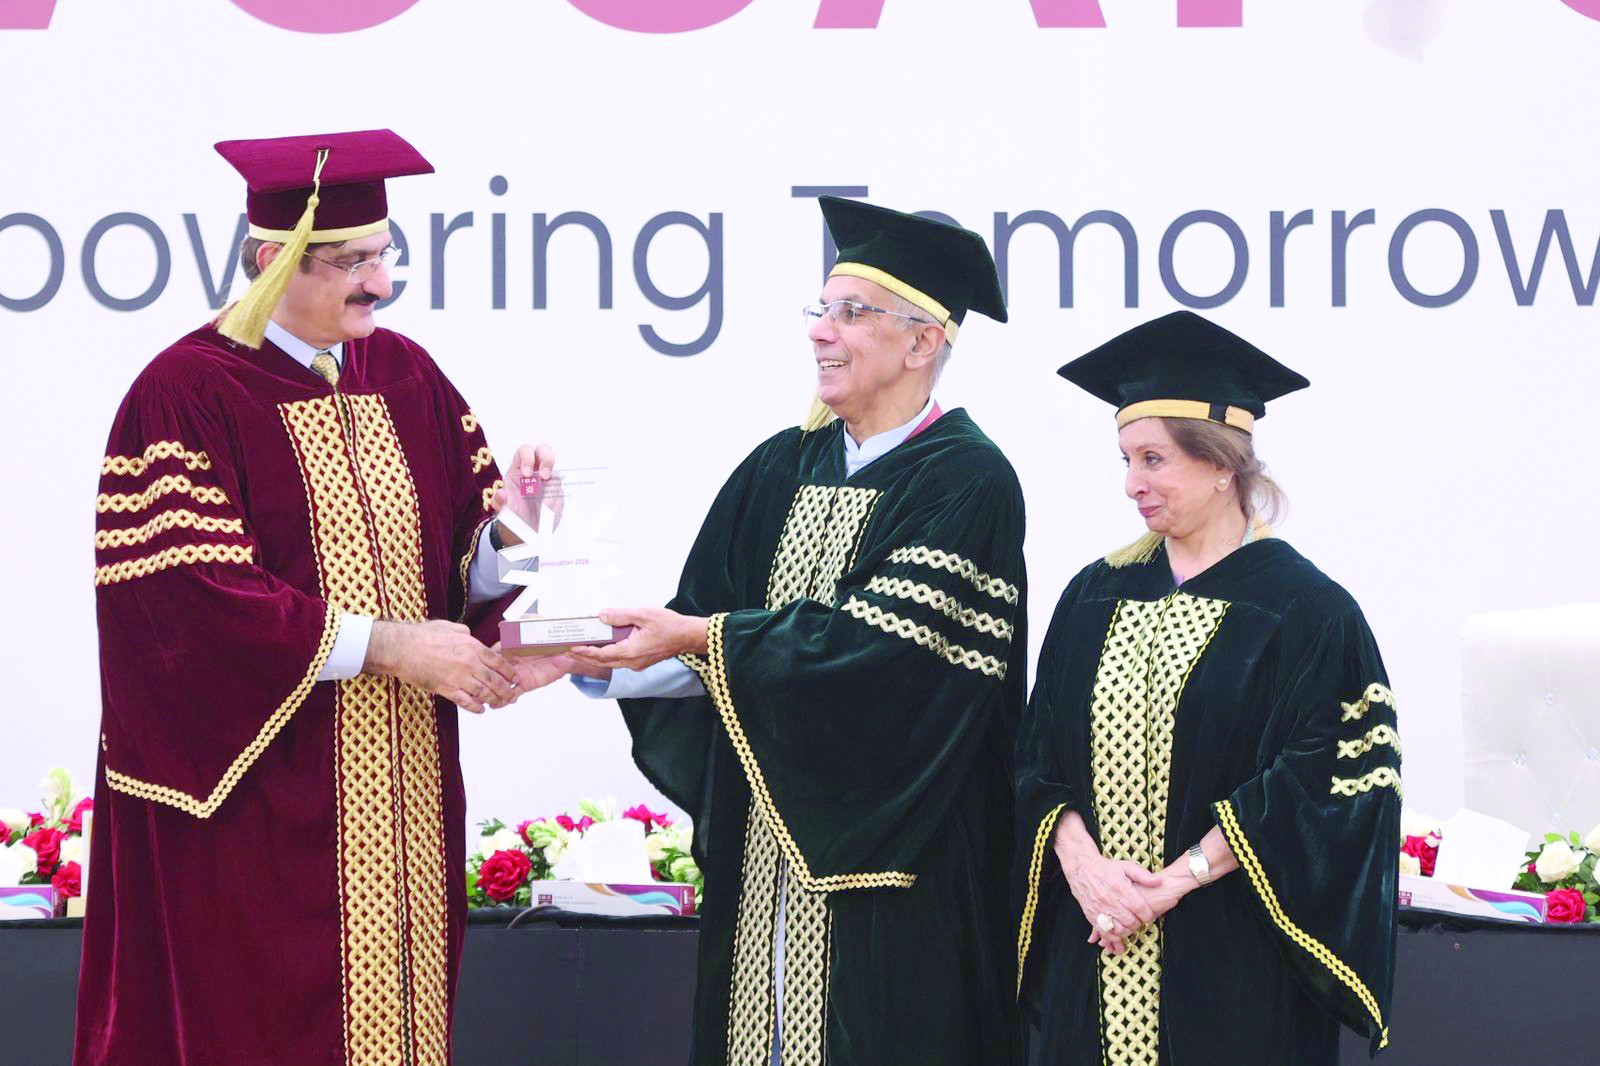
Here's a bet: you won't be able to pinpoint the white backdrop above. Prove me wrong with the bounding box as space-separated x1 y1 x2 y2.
3 1 1598 832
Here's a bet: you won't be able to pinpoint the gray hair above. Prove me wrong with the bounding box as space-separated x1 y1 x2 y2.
883 292 954 383
1161 417 1288 524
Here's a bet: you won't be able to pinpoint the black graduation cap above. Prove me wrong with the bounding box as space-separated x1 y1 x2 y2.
820 196 1007 344
1057 311 1309 433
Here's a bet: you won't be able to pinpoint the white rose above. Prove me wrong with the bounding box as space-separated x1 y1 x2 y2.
1399 810 1440 842
0 843 38 887
1398 853 1422 876
478 827 523 859
0 809 29 836
1584 822 1600 853
1535 840 1580 883
39 768 75 812
544 837 569 867
60 836 84 866
644 834 668 863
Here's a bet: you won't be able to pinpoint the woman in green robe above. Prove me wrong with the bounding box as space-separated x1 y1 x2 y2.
1015 311 1399 1065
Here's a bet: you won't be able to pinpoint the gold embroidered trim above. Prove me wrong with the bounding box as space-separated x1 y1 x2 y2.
95 508 244 549
461 412 478 433
886 545 1019 603
683 613 917 891
455 515 495 622
482 479 504 512
104 603 340 817
725 803 784 1065
101 440 212 476
96 474 230 514
1338 725 1402 760
94 542 253 586
1016 802 1068 996
1340 683 1396 722
470 446 495 475
1215 799 1389 1048
1330 767 1403 799
840 596 1008 678
863 574 1014 641
778 868 832 1063
766 485 881 607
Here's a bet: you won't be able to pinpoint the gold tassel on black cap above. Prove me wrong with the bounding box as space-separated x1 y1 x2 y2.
217 149 330 349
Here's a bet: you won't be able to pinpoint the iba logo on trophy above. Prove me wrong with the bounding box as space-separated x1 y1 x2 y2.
495 467 633 656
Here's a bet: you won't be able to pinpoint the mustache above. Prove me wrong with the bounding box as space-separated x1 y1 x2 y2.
346 292 381 306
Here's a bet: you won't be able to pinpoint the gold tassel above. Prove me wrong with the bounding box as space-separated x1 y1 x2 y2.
217 149 330 348
800 391 837 432
1105 531 1162 568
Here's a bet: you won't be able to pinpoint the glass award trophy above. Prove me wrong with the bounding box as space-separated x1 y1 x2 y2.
495 466 633 656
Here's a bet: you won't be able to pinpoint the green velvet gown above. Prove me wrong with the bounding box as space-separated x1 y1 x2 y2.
1015 535 1399 1065
622 410 1027 1066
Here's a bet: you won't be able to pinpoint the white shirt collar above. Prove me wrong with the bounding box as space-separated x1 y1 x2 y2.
264 319 343 370
842 395 936 477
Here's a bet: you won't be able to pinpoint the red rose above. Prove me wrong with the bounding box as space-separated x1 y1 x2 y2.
624 804 671 829
1400 835 1440 878
516 819 538 845
478 849 533 903
554 814 577 831
65 798 93 835
27 812 44 828
1545 888 1587 924
51 861 82 899
23 827 64 876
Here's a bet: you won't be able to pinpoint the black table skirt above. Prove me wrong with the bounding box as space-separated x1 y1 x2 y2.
3 907 1594 1065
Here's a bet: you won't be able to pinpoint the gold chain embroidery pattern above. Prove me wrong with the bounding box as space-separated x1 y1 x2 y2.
1330 767 1404 799
104 604 340 817
863 575 1015 640
94 508 244 549
1089 593 1228 1066
94 542 253 586
725 803 784 1066
455 515 495 622
96 474 230 514
1016 802 1069 996
1215 799 1389 1048
886 545 1019 604
765 485 880 606
469 446 495 475
1340 683 1396 722
101 440 212 476
779 869 832 1066
481 479 504 512
1337 725 1403 760
460 413 478 433
840 596 1008 678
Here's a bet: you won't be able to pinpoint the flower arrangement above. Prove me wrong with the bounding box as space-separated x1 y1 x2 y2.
465 797 700 909
1399 809 1600 924
1 768 92 910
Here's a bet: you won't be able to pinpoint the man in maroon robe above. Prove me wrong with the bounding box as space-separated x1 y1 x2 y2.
76 129 549 1066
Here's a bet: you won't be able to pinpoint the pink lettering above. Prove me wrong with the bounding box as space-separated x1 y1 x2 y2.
1178 0 1243 27
813 0 884 28
564 0 757 33
228 0 421 34
1030 1 1107 28
1559 0 1600 18
0 0 57 29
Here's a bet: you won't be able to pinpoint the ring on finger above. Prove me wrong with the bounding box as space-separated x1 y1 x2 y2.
1096 913 1116 933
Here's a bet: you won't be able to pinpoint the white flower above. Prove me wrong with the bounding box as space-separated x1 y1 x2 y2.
644 834 668 864
39 768 76 816
0 809 29 836
0 843 38 887
1398 853 1422 876
578 797 616 823
1585 822 1600 853
60 836 84 866
1535 840 1581 883
478 827 522 858
668 856 700 884
543 834 570 867
660 823 691 852
1400 809 1440 842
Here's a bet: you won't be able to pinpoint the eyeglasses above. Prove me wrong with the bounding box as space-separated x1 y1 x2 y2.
305 245 402 283
801 299 933 330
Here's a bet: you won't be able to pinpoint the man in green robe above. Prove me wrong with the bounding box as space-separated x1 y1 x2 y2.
551 198 1028 1065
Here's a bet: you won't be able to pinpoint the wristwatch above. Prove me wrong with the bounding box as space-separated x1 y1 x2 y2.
488 521 506 552
1186 844 1213 887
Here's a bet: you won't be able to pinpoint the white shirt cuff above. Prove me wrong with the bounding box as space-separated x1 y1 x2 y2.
320 613 373 681
569 657 706 699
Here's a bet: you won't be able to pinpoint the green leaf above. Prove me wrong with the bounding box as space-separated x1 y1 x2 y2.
1545 832 1564 843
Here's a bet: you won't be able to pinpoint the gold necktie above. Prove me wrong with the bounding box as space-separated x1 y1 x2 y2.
310 351 340 387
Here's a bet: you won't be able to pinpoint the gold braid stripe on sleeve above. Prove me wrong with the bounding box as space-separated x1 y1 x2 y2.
94 543 254 587
101 441 212 476
95 508 245 549
1016 801 1069 997
97 475 230 514
862 575 1014 640
840 596 1008 678
1330 767 1403 799
1340 682 1396 722
1213 799 1389 1048
104 603 341 819
481 479 504 512
461 413 479 433
470 446 495 475
454 515 496 622
1337 725 1402 760
680 612 918 892
886 546 1020 604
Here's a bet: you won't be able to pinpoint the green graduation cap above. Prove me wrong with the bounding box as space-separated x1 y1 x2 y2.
820 196 1007 345
1057 310 1309 434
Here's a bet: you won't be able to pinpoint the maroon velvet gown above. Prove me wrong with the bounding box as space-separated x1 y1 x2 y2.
76 323 511 1066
